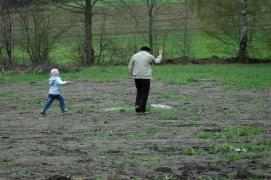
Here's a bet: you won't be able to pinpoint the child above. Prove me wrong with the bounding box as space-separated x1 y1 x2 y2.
40 68 70 115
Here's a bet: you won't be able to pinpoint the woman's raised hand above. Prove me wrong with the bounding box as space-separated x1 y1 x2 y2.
159 49 163 55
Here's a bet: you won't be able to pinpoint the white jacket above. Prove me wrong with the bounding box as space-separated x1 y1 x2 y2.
128 51 162 80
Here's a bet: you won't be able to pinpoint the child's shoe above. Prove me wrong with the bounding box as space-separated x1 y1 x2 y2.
61 108 68 113
40 109 46 115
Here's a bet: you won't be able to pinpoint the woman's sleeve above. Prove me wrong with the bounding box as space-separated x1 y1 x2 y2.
128 56 134 75
152 54 163 64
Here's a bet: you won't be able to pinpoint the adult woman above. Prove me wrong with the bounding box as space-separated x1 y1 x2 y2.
128 46 163 114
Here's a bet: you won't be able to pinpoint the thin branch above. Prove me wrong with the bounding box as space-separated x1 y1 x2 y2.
56 4 84 14
92 0 100 7
0 64 4 77
73 1 84 7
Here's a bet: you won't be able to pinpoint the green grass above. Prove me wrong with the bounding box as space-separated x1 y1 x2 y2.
1 64 271 89
154 64 271 89
117 107 135 113
182 147 205 156
198 125 270 161
92 33 270 61
10 33 271 66
198 125 262 141
177 126 271 174
0 157 13 168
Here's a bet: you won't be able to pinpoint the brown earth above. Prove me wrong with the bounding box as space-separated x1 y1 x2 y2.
0 80 270 179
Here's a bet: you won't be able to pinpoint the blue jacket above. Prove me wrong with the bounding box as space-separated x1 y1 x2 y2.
48 76 67 95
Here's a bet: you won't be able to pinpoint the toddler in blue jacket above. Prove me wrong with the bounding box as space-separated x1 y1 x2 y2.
40 68 70 115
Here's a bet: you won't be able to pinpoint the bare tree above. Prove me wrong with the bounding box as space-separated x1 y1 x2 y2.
0 1 14 67
96 10 108 64
18 1 66 69
56 0 111 65
0 0 4 11
191 0 271 62
0 1 5 64
181 0 190 59
119 0 142 53
146 0 157 52
237 0 249 62
145 0 172 53
121 0 162 53
84 0 95 65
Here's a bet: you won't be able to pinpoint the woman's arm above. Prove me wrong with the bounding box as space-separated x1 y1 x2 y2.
128 56 135 76
152 49 163 64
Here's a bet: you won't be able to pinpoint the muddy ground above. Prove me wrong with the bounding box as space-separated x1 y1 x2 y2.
0 79 270 179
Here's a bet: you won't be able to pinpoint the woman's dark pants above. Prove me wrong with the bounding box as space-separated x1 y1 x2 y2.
134 79 150 113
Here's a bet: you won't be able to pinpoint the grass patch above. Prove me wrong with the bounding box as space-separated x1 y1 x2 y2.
75 104 96 112
0 92 13 97
198 125 262 141
118 107 135 114
1 64 271 89
181 147 205 156
158 93 192 102
143 144 176 154
0 157 13 168
198 126 270 164
155 64 271 89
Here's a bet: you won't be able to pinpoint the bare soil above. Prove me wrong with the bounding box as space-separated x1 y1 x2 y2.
0 80 270 179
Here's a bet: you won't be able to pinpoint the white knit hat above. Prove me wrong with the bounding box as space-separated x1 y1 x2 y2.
50 68 59 76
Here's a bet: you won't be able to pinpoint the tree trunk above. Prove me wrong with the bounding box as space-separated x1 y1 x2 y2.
84 0 95 65
1 6 13 67
182 0 190 59
147 0 155 52
97 12 106 65
5 9 13 66
148 13 153 52
237 0 249 62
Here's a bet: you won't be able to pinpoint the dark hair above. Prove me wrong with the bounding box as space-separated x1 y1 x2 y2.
140 46 151 52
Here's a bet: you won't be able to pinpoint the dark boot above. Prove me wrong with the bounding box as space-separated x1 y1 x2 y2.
135 105 140 113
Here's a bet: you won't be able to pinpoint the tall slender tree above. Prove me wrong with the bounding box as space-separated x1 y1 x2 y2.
191 0 270 62
146 0 157 52
18 0 66 68
237 0 248 61
0 0 14 67
119 0 141 53
124 0 162 53
56 0 110 65
181 0 190 58
84 0 94 65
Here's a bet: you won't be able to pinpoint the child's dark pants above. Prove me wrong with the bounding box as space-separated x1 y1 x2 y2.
135 79 150 113
43 94 65 112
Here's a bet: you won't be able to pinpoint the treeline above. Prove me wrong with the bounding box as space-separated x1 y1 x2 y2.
0 0 271 71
